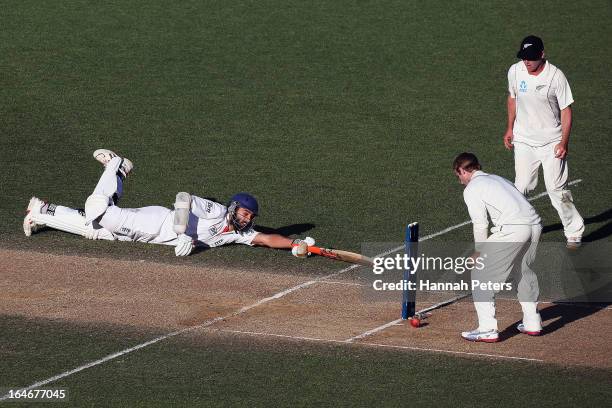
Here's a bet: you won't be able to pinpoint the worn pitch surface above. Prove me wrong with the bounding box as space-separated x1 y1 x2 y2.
2 249 609 370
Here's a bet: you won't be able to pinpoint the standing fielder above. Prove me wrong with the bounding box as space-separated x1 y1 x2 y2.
23 149 314 257
504 35 584 249
454 153 543 343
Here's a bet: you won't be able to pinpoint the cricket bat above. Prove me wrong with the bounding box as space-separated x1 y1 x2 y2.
307 246 373 266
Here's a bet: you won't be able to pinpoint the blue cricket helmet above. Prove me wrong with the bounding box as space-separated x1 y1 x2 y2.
229 192 259 215
227 192 259 232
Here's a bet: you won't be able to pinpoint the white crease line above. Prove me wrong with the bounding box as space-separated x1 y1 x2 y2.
4 179 582 400
346 319 404 342
216 328 544 363
344 179 583 343
362 341 544 362
416 293 472 314
218 328 339 343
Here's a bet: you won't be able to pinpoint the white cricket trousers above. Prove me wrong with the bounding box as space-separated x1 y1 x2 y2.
471 224 542 332
514 142 584 239
90 157 173 243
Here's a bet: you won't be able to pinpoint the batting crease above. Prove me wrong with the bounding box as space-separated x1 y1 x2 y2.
0 179 581 400
215 328 544 362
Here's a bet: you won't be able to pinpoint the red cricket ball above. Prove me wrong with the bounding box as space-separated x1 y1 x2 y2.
409 317 421 328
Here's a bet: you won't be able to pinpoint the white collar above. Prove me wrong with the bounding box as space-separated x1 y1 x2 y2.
471 170 487 178
518 60 549 76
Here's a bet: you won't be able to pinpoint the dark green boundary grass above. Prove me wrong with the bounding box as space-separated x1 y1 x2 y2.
2 315 611 407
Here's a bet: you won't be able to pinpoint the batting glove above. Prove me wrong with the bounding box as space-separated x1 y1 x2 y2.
291 237 315 258
291 242 308 258
292 237 315 246
175 233 194 257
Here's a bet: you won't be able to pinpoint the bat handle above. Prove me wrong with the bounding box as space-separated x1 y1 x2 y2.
291 242 321 255
307 246 322 255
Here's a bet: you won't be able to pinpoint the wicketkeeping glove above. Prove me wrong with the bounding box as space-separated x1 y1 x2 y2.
175 233 195 257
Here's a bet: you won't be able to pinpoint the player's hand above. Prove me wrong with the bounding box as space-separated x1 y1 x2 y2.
303 236 315 246
292 237 315 246
554 142 568 159
503 130 514 150
175 233 194 257
291 242 308 258
291 237 315 258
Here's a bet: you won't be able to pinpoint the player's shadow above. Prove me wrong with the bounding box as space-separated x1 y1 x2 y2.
542 208 612 242
539 301 611 334
500 301 610 341
498 251 612 341
499 275 611 340
254 223 315 237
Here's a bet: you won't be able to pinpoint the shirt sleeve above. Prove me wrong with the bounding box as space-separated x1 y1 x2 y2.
463 187 489 245
190 196 226 219
507 65 516 98
554 69 574 110
232 229 260 246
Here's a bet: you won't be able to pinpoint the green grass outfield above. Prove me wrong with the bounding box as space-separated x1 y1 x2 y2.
1 0 611 405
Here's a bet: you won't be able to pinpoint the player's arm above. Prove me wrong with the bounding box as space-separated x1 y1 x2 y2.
503 95 517 150
251 233 293 248
463 189 488 249
251 233 315 258
554 70 575 159
555 106 572 159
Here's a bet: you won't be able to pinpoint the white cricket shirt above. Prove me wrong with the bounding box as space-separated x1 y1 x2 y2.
508 61 574 146
154 196 259 247
463 171 541 241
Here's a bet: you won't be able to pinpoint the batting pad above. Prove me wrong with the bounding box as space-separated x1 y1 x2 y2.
173 192 191 234
32 205 115 240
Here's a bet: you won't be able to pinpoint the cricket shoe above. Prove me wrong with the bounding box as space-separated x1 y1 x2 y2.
93 149 133 179
517 323 542 336
566 237 582 250
23 197 46 237
461 328 499 343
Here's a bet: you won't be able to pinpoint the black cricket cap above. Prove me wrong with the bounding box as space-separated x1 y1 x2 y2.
516 35 544 60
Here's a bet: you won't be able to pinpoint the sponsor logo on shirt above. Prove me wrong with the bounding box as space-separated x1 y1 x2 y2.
209 226 218 235
206 202 213 213
519 80 527 93
46 203 57 216
119 227 131 235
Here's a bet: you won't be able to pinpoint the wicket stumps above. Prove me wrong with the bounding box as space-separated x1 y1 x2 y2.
401 222 419 319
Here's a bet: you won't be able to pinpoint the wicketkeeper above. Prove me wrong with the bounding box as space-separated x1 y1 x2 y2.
23 149 314 257
454 152 543 343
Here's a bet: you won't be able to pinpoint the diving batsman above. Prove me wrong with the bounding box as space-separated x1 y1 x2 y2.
23 149 314 257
